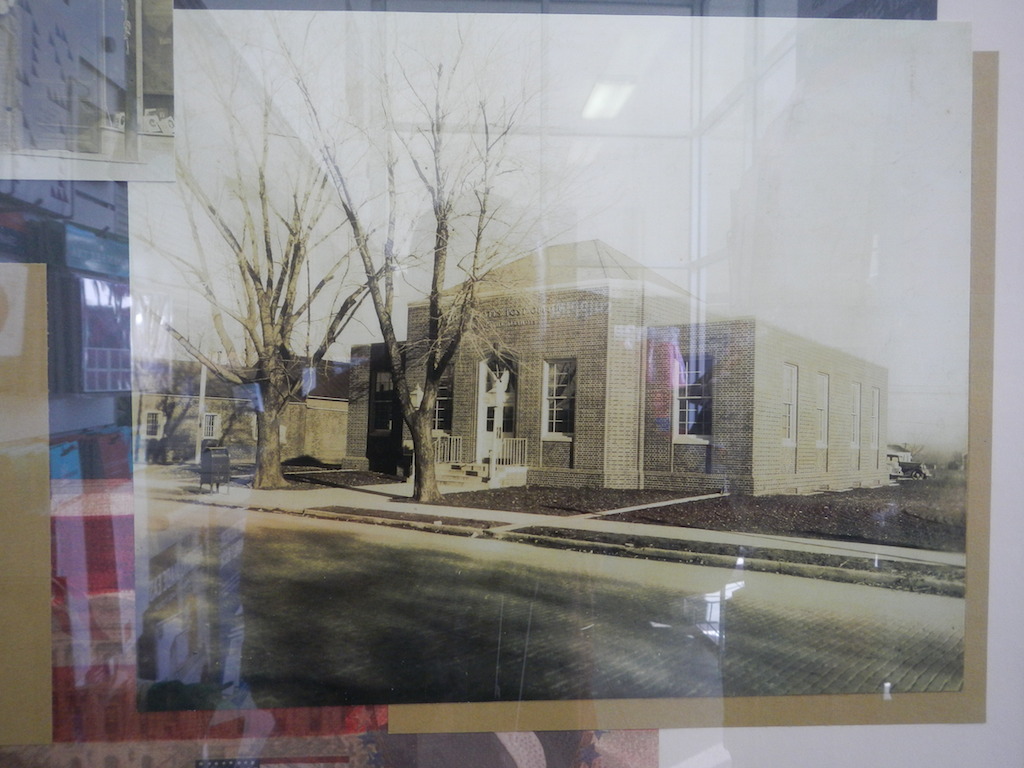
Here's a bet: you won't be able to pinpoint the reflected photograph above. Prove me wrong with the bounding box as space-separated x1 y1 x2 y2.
0 0 173 181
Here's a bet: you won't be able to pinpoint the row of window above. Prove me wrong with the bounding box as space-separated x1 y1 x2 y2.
464 358 579 438
456 359 577 437
782 364 880 449
371 356 710 442
146 360 880 458
370 359 580 437
143 411 220 440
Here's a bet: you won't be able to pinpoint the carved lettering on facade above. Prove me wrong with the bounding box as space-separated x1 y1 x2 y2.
482 296 605 328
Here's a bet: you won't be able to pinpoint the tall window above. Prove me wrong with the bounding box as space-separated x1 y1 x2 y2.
433 382 453 432
202 413 220 441
850 382 862 447
81 276 131 393
816 373 829 447
870 387 881 449
544 360 576 437
782 364 798 443
674 355 712 440
144 411 163 439
371 371 394 432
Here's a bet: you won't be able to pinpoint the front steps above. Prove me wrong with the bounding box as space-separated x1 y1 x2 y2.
435 462 528 491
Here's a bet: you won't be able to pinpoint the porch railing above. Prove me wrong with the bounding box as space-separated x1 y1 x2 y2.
497 437 528 466
434 435 527 467
433 435 463 464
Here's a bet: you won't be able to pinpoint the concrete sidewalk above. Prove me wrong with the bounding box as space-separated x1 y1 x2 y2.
137 465 965 569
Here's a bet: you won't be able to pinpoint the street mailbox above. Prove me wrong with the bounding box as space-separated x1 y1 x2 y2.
200 446 230 492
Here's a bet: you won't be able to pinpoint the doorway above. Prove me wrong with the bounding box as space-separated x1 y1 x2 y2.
476 355 517 463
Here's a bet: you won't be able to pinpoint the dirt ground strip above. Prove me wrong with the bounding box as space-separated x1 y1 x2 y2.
281 465 966 554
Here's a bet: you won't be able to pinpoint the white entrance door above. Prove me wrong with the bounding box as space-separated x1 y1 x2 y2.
476 356 516 463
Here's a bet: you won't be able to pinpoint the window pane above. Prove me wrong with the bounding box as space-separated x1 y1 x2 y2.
676 355 712 436
371 372 394 431
433 383 453 431
817 373 829 444
782 364 798 441
850 382 862 446
546 360 576 435
81 276 131 393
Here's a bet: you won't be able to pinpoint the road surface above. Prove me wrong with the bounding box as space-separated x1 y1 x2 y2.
136 494 964 710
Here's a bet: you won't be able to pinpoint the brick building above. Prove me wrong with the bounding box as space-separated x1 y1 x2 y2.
134 358 350 466
347 241 888 496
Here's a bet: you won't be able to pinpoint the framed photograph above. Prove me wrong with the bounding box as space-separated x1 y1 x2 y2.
1 4 1001 764
125 10 983 733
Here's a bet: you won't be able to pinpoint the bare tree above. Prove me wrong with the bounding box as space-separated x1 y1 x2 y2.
284 20 539 501
140 32 368 489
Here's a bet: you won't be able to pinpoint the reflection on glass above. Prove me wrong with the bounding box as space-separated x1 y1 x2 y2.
0 263 51 745
683 579 744 647
1 180 132 478
50 477 136 741
137 510 248 711
0 0 173 180
135 506 740 707
81 276 132 393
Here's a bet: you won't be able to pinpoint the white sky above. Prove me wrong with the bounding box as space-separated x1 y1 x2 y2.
131 11 973 455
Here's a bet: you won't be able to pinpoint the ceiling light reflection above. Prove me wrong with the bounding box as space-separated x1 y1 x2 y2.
582 81 635 120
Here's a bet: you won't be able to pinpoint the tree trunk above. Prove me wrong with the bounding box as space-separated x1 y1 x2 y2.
253 385 288 489
409 410 441 503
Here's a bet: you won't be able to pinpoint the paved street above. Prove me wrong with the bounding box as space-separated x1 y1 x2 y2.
135 467 964 709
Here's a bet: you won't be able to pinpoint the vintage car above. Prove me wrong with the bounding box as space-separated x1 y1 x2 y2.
888 453 931 480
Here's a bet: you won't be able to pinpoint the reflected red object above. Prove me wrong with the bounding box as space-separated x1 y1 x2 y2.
50 479 387 742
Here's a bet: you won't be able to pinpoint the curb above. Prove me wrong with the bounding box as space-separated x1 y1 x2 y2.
294 505 964 599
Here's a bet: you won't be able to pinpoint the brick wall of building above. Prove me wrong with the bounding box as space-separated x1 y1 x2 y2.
751 322 888 494
137 394 348 467
347 249 888 496
408 284 617 483
298 398 349 463
137 394 256 463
